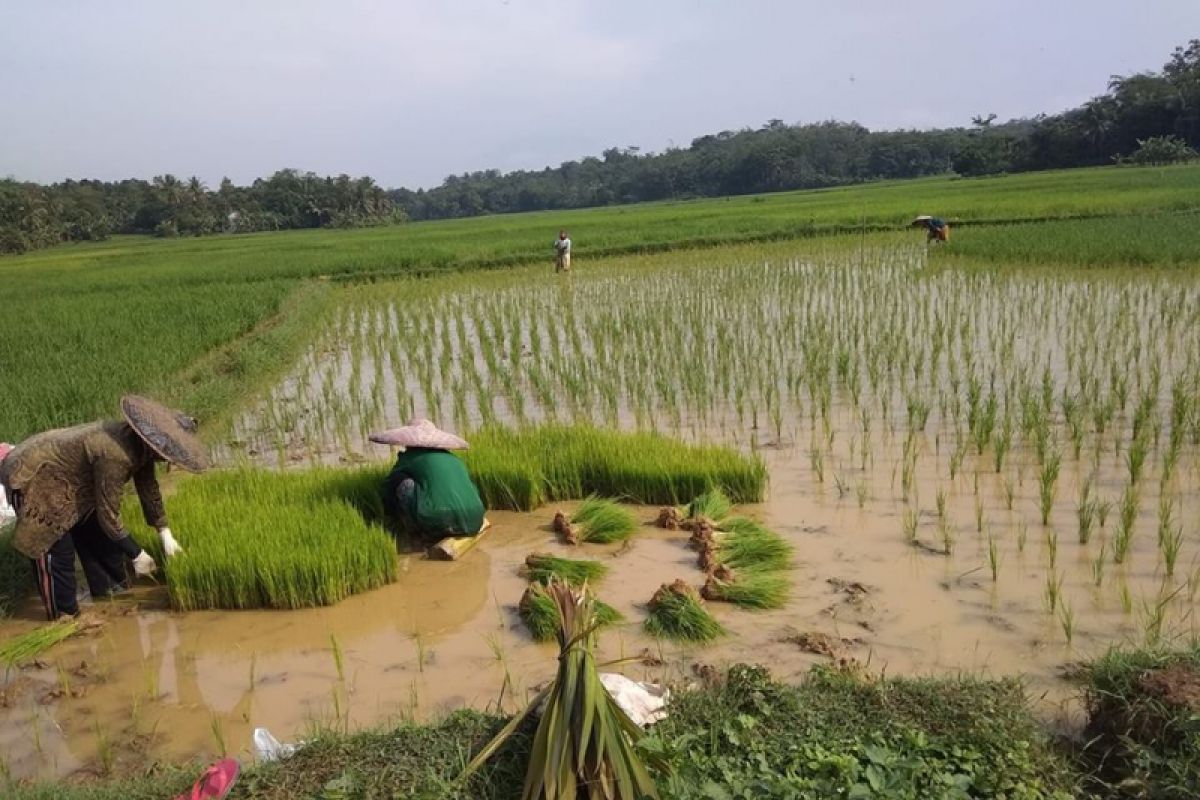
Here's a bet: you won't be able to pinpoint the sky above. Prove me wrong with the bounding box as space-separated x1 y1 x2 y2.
1 1 1197 189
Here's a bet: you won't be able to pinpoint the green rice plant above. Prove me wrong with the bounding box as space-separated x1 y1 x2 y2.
1126 433 1149 485
330 634 345 683
94 719 114 776
569 497 637 544
1077 494 1097 544
939 518 955 556
855 480 869 508
987 533 1001 582
935 488 947 519
1059 599 1076 646
523 553 608 587
1092 541 1107 588
1113 485 1139 565
902 507 919 543
644 580 724 643
1046 528 1059 571
127 466 398 610
0 620 80 672
518 582 621 642
809 445 825 483
1157 500 1184 578
1017 522 1029 554
975 495 985 534
1044 571 1064 615
1038 449 1061 525
685 489 733 524
462 581 662 799
1097 499 1113 528
715 518 792 572
462 425 767 510
702 571 789 610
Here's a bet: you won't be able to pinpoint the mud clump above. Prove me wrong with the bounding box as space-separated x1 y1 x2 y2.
688 518 716 549
552 511 579 545
656 507 682 530
1138 664 1200 712
699 566 737 602
697 542 719 573
650 579 698 609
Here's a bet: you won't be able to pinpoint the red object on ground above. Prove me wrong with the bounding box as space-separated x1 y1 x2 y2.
174 759 240 800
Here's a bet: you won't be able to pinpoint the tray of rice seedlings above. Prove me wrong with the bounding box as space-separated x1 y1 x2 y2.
519 582 622 642
1 619 80 673
522 553 608 587
126 467 398 611
462 580 663 799
644 579 724 643
561 496 636 544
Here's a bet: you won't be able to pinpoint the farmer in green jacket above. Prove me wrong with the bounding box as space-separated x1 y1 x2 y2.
372 420 485 540
0 396 208 620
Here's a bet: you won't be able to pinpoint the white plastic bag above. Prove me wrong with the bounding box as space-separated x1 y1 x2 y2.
253 727 301 761
598 673 670 726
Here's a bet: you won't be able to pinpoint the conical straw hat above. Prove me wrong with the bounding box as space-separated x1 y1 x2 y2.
369 419 469 450
120 395 210 472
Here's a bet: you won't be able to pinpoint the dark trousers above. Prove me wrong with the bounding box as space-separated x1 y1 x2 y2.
31 513 130 620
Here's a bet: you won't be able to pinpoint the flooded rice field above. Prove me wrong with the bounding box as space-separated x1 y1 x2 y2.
4 244 1200 780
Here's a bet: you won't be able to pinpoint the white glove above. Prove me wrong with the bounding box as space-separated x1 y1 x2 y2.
158 527 183 558
132 550 158 576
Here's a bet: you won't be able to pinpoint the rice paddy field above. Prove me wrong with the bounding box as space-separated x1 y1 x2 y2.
0 162 1199 787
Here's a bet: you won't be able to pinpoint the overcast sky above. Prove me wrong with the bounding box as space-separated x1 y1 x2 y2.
2 1 1196 189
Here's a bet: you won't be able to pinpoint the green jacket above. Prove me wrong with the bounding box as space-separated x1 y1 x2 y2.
0 421 166 558
382 448 485 537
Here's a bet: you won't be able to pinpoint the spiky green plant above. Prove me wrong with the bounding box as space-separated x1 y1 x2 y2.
462 580 662 799
0 620 80 672
519 582 621 642
571 497 637 544
644 581 724 642
523 553 608 587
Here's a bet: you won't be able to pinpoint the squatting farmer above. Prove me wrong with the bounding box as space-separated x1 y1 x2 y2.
373 419 486 542
554 229 572 272
0 395 208 620
912 215 950 243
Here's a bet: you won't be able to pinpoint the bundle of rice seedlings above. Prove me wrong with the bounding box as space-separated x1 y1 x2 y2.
552 511 579 545
570 496 637 544
0 619 80 671
644 579 724 643
701 571 789 610
523 553 608 587
519 583 622 642
684 489 732 527
462 581 663 799
714 517 793 572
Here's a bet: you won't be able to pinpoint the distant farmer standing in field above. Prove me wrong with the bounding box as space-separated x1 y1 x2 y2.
554 229 572 272
0 395 208 620
912 215 950 243
373 419 486 542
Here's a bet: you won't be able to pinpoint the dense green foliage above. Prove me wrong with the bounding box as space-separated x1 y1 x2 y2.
0 170 400 254
126 467 398 610
2 163 1195 445
461 426 767 510
0 524 32 617
1079 645 1200 797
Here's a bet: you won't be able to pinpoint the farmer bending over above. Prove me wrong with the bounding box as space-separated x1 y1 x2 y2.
374 419 485 541
554 229 572 273
912 215 950 244
0 395 208 620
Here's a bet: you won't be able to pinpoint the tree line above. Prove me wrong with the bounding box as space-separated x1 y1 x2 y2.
2 40 1196 254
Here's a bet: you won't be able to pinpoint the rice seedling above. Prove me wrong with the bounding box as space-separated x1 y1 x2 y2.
855 480 869 508
935 488 947 519
330 634 346 683
1044 571 1064 615
701 570 789 610
518 582 621 642
462 581 662 799
940 518 955 556
711 517 793 572
523 553 608 587
1045 528 1060 571
564 497 637 544
1119 581 1133 615
1038 449 1061 526
1077 492 1097 544
1097 499 1113 529
645 580 724 642
975 495 985 534
210 713 227 757
127 467 398 610
1157 499 1184 578
1113 485 1139 565
1017 522 1029 554
685 489 733 525
902 507 919 543
1059 599 1076 646
94 720 114 776
987 533 1001 582
1092 541 1107 588
0 620 80 672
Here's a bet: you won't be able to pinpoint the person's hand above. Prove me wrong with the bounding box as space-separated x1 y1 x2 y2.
158 527 183 558
132 550 158 576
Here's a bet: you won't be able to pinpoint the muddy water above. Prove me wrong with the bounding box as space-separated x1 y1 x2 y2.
4 427 1196 781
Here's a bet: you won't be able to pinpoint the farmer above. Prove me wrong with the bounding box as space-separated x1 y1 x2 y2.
912 215 950 243
372 419 486 541
0 395 208 620
554 229 572 273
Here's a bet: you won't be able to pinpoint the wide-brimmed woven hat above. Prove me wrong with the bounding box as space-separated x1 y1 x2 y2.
368 419 469 450
121 395 210 472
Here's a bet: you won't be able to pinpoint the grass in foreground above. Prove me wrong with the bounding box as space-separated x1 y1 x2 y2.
4 662 1078 799
127 467 397 610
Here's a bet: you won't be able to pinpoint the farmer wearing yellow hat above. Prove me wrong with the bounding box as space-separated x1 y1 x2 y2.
371 419 485 541
0 395 208 619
